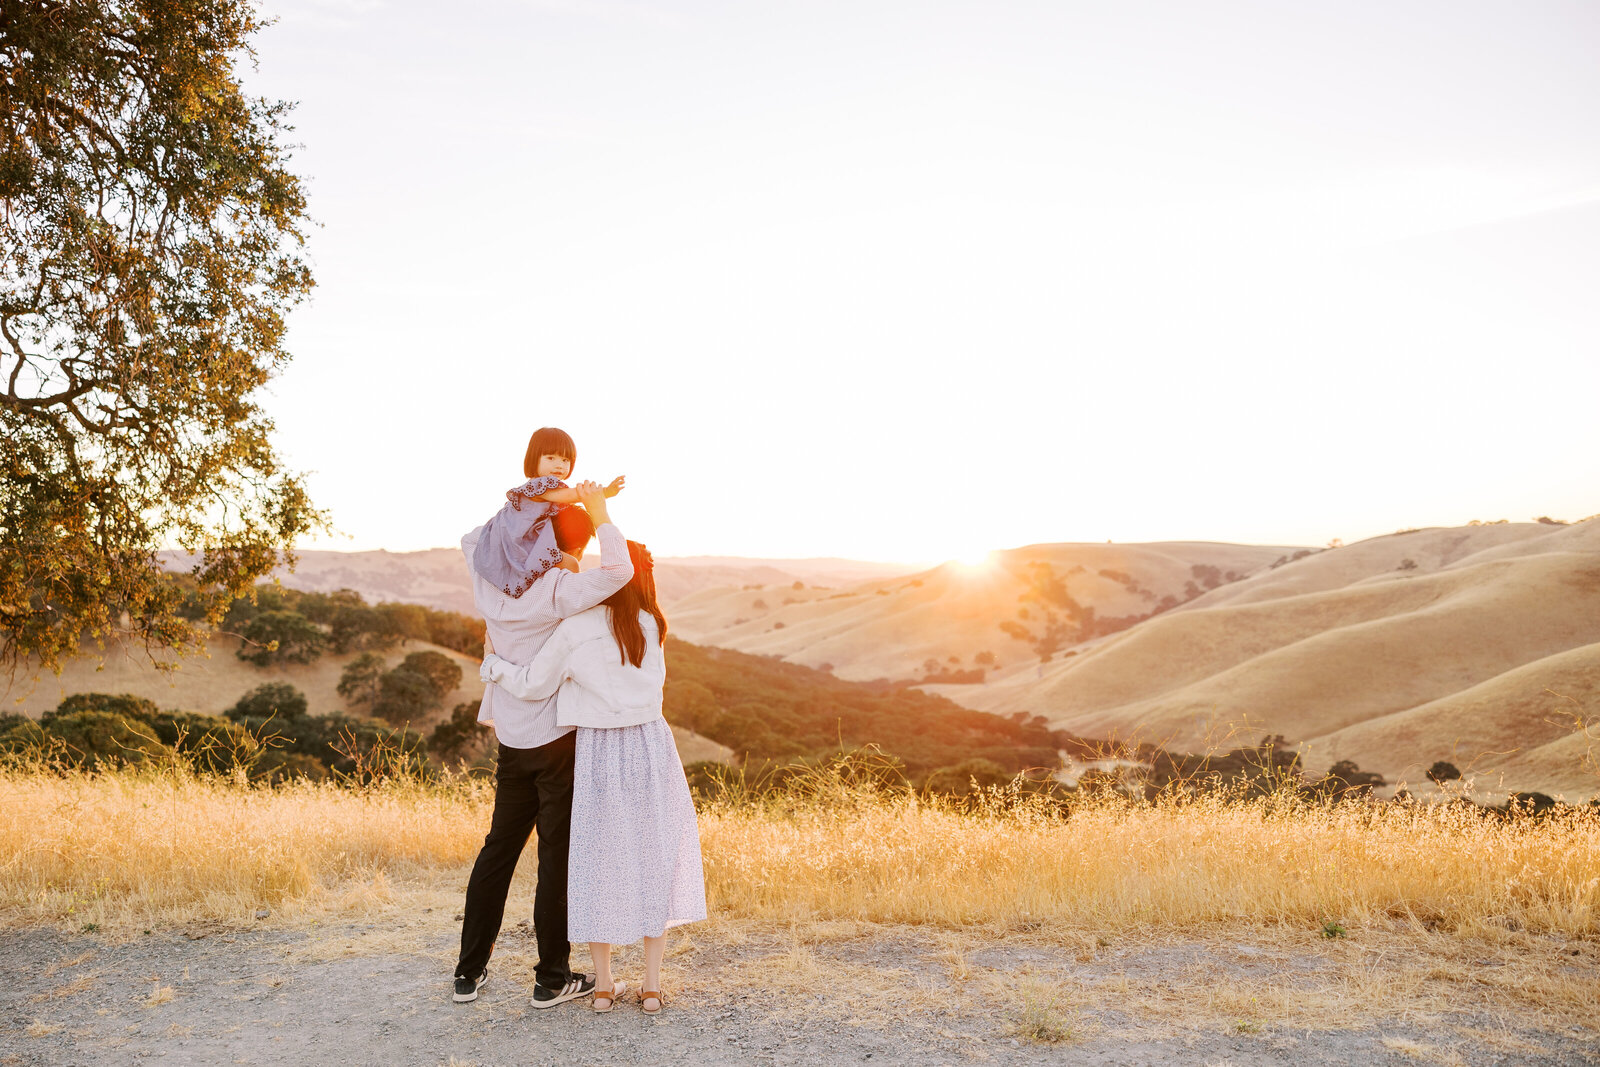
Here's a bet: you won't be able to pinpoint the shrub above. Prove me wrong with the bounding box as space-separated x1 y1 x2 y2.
369 651 461 725
337 653 388 708
236 610 325 666
33 711 172 768
397 651 463 700
372 669 440 726
1426 761 1461 784
45 692 159 726
925 758 1012 794
1320 759 1386 797
429 701 491 766
252 750 331 784
147 711 260 773
228 683 309 723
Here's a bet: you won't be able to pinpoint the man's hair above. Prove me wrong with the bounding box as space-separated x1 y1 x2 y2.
523 426 577 479
551 506 594 553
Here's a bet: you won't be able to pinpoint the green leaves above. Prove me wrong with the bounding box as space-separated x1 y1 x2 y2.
1 0 324 671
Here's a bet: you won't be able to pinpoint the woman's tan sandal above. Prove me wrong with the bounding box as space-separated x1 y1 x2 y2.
640 989 663 1016
593 980 628 1013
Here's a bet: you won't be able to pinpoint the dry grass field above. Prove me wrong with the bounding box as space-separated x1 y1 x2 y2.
2 760 1596 1058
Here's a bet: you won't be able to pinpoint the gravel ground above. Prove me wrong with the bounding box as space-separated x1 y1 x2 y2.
0 925 1594 1067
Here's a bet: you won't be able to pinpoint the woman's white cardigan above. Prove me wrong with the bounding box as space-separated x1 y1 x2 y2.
479 606 665 729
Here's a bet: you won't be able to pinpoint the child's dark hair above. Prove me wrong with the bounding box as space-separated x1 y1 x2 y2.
523 427 577 478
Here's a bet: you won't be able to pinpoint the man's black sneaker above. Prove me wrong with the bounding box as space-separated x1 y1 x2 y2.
453 969 488 1003
530 973 595 1009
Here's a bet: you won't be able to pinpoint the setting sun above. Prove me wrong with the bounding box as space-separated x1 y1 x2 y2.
949 549 997 573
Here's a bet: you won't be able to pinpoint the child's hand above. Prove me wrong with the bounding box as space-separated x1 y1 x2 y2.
604 475 625 498
483 631 495 657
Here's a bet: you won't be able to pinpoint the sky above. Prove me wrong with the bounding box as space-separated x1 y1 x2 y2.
247 0 1600 563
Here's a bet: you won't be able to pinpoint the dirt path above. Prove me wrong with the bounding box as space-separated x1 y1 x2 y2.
1 925 1594 1066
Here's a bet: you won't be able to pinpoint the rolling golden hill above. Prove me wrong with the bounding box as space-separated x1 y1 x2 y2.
669 540 1301 681
921 520 1600 800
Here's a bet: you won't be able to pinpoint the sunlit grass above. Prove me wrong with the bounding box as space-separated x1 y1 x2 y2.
2 762 1595 940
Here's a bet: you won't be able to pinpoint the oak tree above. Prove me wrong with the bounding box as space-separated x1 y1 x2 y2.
1 0 321 672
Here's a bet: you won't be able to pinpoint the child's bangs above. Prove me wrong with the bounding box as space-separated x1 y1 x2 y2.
523 426 577 476
529 428 576 459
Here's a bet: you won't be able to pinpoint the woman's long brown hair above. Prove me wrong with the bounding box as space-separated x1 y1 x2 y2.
602 541 667 667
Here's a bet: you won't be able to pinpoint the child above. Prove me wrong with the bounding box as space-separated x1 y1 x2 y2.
472 426 624 598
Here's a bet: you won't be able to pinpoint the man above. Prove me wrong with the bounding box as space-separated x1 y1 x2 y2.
453 479 632 1007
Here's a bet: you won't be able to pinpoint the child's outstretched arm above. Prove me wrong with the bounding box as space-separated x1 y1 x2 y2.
532 475 623 504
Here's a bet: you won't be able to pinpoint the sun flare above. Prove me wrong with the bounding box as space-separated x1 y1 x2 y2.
950 549 996 572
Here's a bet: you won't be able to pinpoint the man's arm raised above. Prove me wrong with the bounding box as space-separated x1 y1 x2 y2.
550 481 633 618
528 476 623 505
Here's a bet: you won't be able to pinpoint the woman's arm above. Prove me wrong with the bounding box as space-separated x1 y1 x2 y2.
479 629 573 700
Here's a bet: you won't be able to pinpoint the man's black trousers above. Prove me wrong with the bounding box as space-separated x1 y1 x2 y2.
455 733 575 989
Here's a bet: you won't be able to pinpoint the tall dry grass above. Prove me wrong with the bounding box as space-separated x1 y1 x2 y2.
702 790 1600 936
2 760 1597 938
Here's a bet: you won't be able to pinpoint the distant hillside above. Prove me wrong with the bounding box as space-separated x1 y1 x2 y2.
163 547 478 615
162 549 918 614
925 521 1600 801
3 632 486 730
670 541 1300 682
637 556 923 604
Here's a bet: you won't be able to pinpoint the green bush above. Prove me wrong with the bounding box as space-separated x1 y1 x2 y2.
428 701 491 766
229 683 309 723
369 651 463 725
236 610 325 666
31 710 172 768
924 758 1012 794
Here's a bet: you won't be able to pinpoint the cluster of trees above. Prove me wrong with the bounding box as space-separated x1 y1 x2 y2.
1 635 1067 791
1135 736 1386 801
1000 561 1251 663
196 584 484 667
661 638 1063 787
7 676 1593 816
337 650 463 726
0 688 430 782
916 655 987 685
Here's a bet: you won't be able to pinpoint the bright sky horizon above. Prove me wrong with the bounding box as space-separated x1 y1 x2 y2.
249 0 1600 565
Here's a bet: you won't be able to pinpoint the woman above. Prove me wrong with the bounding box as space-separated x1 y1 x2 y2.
479 540 705 1015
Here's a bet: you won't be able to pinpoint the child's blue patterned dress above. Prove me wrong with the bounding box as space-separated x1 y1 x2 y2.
471 476 568 599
